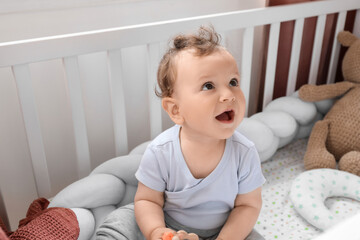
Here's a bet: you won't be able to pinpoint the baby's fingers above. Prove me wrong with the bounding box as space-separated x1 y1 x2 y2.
185 233 199 240
172 230 199 240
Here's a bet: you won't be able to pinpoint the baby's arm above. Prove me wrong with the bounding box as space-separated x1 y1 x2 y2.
134 182 173 239
135 182 199 240
217 187 262 240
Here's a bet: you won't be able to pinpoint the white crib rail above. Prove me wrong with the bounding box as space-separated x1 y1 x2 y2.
146 43 163 140
286 18 305 96
107 50 129 156
12 64 52 197
0 0 359 221
327 11 348 84
308 14 327 85
241 27 255 109
263 22 281 108
1 0 359 66
63 56 92 179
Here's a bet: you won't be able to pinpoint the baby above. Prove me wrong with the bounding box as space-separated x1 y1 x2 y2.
134 26 266 240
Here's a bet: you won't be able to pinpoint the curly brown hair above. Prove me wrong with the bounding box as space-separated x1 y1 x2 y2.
155 26 222 98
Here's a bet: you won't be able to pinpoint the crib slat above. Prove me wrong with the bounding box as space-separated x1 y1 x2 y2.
287 18 305 95
147 43 162 139
12 64 51 197
63 56 91 178
263 22 281 109
354 9 360 37
241 27 254 117
107 50 128 156
308 14 327 85
327 11 347 84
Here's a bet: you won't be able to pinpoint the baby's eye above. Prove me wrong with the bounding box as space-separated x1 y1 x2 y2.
202 82 215 91
229 78 239 87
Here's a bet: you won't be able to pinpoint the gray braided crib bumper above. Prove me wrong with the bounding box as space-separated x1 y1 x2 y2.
49 154 142 240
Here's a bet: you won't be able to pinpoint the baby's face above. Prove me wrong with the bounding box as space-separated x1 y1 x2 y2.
173 49 246 140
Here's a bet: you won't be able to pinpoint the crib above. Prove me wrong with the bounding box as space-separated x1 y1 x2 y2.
1 0 360 239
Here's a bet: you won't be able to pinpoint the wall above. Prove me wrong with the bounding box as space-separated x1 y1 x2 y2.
0 0 266 230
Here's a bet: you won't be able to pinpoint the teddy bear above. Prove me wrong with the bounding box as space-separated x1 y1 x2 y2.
298 30 360 176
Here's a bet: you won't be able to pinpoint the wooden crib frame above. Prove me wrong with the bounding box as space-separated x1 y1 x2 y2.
0 0 360 230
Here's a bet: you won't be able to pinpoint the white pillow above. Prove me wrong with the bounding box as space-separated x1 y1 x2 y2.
290 169 360 230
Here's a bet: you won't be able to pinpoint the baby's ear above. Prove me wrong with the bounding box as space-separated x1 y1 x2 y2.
162 97 184 125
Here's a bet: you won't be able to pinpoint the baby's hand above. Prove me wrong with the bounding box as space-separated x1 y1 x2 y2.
151 227 175 240
165 230 199 240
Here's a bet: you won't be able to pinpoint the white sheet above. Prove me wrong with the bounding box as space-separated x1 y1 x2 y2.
255 138 360 240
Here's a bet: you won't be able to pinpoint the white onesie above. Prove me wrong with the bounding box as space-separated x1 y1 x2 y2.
135 125 266 229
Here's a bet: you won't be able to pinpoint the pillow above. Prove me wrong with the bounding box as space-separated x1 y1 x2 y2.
290 169 360 230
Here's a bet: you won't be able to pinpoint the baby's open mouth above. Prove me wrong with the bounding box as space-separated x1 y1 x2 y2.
216 110 235 122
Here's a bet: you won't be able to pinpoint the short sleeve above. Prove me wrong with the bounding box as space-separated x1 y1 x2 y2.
238 146 266 194
135 146 166 192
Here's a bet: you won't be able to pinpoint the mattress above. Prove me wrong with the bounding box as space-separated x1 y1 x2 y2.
255 138 360 240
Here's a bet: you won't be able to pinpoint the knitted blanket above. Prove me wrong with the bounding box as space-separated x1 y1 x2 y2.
0 198 79 240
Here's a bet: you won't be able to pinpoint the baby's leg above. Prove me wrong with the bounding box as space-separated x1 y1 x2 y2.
96 203 144 240
203 229 264 240
244 229 265 240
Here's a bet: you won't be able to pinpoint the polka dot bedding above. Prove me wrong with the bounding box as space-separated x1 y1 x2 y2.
254 138 360 240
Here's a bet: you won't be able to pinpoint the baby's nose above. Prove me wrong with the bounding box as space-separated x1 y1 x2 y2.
219 89 235 102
